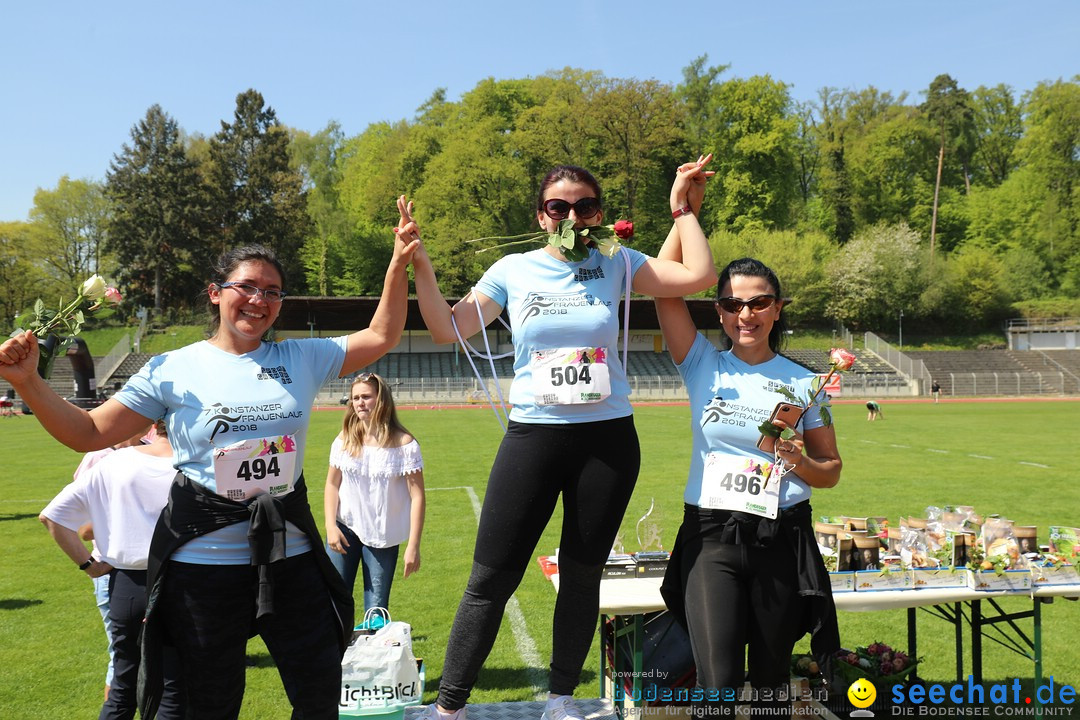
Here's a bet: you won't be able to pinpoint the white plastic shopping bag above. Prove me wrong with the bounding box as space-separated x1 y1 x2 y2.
340 608 424 715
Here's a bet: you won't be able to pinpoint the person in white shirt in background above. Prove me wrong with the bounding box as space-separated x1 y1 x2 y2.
324 372 425 621
71 425 153 703
40 420 183 720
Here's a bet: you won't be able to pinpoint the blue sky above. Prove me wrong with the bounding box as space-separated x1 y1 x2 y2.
1 0 1076 222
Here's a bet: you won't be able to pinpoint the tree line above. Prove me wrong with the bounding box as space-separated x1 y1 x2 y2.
2 59 1077 336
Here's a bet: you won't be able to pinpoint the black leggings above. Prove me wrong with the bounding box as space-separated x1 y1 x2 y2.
678 519 803 714
437 416 640 709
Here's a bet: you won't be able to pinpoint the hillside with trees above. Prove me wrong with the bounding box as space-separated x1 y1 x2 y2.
3 61 1077 336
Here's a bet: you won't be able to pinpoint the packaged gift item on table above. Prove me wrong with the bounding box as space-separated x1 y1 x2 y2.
1014 526 1039 559
1048 526 1080 560
950 532 975 568
826 535 856 591
981 516 1024 569
853 535 912 590
815 521 846 555
924 507 948 554
942 505 981 533
887 527 902 554
855 565 913 591
913 531 967 588
1033 527 1080 586
1030 559 1080 586
850 533 881 571
912 565 965 589
865 516 889 549
900 524 932 568
966 567 1033 591
841 516 867 532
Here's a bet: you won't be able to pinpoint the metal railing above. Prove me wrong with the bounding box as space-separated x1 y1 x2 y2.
944 372 1067 397
863 331 933 393
315 372 924 404
133 312 148 353
94 333 131 387
1034 351 1080 393
1006 317 1080 331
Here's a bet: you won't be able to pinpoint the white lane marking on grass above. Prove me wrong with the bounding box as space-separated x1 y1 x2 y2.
432 485 546 698
1019 461 1051 468
889 444 910 448
968 454 994 460
927 449 950 454
858 440 878 445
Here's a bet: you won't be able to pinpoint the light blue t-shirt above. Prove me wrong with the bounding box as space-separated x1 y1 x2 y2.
114 337 348 562
473 246 649 423
675 333 828 509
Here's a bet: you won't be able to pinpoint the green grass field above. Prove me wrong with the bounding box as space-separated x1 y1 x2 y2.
1 399 1078 717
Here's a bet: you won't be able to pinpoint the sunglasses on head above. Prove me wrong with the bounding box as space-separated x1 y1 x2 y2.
715 294 778 314
542 197 601 221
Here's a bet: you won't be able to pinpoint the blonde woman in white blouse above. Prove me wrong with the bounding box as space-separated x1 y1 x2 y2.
324 373 425 616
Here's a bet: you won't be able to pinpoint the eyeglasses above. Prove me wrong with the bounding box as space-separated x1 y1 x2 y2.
542 197 601 221
715 294 778 314
217 282 287 303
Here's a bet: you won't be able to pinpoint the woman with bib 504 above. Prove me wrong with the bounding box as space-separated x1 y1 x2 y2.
403 156 718 720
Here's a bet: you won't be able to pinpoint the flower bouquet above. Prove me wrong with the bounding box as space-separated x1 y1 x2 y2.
13 275 121 379
832 642 918 688
470 218 634 262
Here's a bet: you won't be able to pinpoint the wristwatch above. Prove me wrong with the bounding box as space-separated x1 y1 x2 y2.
79 558 94 570
671 205 693 219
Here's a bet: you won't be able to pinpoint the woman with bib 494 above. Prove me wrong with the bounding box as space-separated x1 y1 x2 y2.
0 229 419 719
401 157 718 720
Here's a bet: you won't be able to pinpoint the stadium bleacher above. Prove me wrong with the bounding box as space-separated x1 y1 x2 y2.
6 347 1074 406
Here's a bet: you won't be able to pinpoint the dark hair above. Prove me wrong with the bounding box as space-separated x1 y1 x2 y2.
206 245 286 339
535 165 603 212
716 257 788 354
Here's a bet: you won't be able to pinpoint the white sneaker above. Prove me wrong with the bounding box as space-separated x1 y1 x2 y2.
417 705 466 720
542 695 586 720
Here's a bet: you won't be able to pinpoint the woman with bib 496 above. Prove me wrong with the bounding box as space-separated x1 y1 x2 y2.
655 233 842 714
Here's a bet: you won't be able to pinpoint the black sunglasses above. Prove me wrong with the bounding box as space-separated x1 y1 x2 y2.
542 197 601 221
715 294 778 314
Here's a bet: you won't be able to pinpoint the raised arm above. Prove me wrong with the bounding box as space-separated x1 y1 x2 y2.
653 227 701 365
398 195 503 345
632 154 718 298
340 218 421 377
0 332 155 451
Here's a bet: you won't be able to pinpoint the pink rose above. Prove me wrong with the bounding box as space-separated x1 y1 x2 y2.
829 347 856 372
613 220 634 239
893 657 907 672
104 287 123 304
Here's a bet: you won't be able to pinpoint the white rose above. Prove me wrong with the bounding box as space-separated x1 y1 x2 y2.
79 275 107 300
